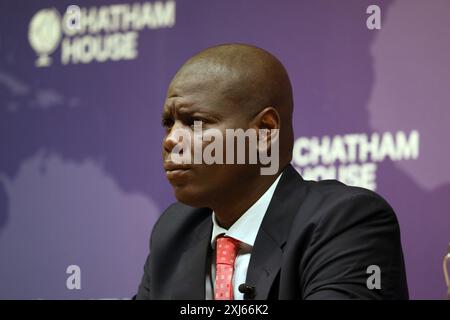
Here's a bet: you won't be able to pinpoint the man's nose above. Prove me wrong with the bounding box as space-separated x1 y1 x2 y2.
163 121 187 154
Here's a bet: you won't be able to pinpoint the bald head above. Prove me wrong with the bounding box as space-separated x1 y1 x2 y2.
167 43 294 165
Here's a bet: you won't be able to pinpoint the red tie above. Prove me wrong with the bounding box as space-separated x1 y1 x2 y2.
214 236 240 300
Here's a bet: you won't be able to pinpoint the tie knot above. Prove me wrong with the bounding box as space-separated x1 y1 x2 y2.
216 236 240 266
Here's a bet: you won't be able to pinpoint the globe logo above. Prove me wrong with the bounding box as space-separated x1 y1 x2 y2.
28 8 62 67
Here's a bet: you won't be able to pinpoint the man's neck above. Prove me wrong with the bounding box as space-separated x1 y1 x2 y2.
212 172 281 229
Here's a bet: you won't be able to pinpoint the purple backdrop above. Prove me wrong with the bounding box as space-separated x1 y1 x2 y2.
0 0 449 299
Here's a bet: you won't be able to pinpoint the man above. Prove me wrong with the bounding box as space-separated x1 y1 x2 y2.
136 44 409 299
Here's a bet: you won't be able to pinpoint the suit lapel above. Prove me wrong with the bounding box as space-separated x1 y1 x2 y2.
245 164 308 299
244 229 283 299
171 213 212 299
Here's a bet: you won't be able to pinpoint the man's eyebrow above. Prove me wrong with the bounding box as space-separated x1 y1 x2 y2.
162 100 222 121
163 101 211 115
161 104 195 122
178 108 222 122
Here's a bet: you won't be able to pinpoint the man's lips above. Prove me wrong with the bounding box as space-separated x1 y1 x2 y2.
163 161 192 171
163 162 192 182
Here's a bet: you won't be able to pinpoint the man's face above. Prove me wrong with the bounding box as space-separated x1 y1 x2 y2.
161 69 255 207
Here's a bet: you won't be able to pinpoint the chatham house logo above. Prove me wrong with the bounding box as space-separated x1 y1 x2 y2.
28 8 62 67
28 2 176 67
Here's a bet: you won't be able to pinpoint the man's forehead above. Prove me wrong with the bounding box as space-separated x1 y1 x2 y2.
167 74 208 98
166 75 230 108
163 60 246 115
163 86 237 119
169 60 237 92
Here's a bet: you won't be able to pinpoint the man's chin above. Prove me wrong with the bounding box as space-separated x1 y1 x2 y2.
172 186 208 208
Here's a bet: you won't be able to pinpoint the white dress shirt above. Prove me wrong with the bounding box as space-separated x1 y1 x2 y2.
205 172 283 300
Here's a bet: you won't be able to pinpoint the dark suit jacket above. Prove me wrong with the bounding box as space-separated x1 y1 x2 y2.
136 164 408 299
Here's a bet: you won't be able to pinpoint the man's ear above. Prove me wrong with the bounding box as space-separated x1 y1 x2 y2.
252 107 280 151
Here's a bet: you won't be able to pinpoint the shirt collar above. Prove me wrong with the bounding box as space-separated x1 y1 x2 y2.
210 172 283 249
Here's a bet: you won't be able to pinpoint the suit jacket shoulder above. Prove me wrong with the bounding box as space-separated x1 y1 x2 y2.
136 202 212 299
281 175 408 299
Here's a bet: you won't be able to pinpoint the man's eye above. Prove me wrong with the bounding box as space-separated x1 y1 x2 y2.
162 118 173 129
187 118 206 128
